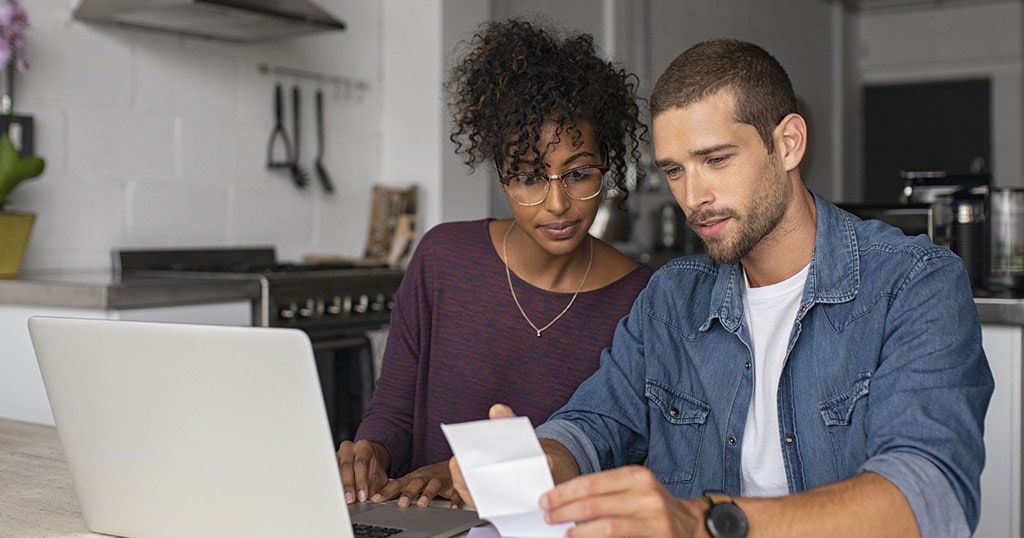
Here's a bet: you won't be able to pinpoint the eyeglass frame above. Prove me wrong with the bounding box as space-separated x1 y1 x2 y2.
496 162 609 207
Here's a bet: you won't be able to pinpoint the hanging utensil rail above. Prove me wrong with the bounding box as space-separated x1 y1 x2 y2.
257 63 369 99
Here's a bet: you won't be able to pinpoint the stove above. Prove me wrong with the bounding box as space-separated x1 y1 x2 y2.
114 246 406 445
115 247 405 330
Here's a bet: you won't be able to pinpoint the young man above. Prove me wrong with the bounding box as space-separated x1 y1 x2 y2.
452 39 993 537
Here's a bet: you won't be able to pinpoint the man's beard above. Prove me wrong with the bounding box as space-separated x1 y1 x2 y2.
688 159 789 265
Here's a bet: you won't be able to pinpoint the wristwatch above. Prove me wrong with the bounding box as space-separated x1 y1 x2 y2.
703 491 749 538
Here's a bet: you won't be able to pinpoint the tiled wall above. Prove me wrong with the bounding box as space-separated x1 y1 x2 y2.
10 0 384 271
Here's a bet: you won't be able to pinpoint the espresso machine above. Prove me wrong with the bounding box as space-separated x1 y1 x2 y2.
901 171 991 290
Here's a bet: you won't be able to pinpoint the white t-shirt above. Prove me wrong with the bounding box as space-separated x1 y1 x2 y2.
740 263 809 497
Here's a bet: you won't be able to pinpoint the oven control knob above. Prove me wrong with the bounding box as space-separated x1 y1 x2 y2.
371 293 386 312
279 302 298 320
326 296 343 315
298 298 317 318
354 294 370 314
344 295 353 314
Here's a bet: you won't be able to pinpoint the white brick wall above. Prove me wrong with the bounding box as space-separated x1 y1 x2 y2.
9 0 384 270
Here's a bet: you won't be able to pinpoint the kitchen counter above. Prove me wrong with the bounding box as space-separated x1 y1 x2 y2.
976 296 1024 326
0 270 261 310
4 270 1021 325
0 417 96 537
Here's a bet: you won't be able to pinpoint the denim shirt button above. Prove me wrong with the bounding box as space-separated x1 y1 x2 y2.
744 362 751 370
728 436 737 446
669 407 680 417
784 435 796 445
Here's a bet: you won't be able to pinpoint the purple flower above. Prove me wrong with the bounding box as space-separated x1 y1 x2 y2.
0 5 13 28
0 0 29 73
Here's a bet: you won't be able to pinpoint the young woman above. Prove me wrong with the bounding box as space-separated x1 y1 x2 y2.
337 18 653 509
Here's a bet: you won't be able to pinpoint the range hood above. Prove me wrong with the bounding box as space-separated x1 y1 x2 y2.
73 0 346 42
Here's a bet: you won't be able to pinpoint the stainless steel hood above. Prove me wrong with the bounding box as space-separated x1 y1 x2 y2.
73 0 346 42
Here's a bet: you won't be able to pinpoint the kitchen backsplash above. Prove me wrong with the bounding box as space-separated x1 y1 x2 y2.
10 0 383 271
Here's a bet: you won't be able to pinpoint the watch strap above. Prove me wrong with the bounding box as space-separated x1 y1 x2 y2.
704 492 734 506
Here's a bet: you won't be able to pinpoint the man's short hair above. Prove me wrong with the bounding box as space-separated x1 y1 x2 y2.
650 39 798 153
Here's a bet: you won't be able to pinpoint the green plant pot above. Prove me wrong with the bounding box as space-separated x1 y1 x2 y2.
0 211 35 278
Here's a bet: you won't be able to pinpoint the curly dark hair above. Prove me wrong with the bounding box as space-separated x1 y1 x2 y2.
445 18 646 200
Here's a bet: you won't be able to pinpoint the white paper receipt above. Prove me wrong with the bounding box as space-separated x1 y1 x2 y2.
441 417 573 538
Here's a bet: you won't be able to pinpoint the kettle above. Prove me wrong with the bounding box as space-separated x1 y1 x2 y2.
989 188 1024 290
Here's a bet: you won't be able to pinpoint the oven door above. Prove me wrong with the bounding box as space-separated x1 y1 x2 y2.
306 328 377 448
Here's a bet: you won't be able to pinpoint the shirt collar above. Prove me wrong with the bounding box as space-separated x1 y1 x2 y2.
704 189 860 331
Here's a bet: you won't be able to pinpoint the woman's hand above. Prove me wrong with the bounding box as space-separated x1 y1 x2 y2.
374 460 465 508
337 439 391 504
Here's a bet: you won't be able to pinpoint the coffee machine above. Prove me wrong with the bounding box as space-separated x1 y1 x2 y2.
901 171 990 289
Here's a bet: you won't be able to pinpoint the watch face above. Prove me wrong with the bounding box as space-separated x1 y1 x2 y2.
707 502 749 538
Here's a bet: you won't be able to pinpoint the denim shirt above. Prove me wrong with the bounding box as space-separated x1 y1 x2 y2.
537 192 993 536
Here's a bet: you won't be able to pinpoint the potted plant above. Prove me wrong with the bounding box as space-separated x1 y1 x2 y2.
0 0 43 279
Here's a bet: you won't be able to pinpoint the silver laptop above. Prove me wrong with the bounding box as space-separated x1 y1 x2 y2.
28 316 482 538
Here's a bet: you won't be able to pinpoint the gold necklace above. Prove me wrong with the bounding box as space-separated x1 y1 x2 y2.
502 222 593 337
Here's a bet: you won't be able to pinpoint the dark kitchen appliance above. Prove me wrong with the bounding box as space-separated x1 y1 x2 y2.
114 247 404 447
951 194 988 289
900 170 990 250
838 203 936 241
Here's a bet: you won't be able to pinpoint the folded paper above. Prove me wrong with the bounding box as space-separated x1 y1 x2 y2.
441 417 573 538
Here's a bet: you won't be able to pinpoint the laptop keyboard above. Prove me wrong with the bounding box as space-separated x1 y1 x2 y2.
352 523 404 538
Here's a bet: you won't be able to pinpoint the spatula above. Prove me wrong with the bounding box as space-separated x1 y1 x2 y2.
314 89 335 193
266 83 293 170
289 85 310 188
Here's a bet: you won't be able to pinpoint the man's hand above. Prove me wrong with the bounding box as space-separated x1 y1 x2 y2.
337 439 390 504
540 465 708 537
372 460 465 508
448 403 517 507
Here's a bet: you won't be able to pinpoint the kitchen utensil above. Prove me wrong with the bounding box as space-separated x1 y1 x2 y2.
314 89 335 193
290 85 310 188
265 83 293 169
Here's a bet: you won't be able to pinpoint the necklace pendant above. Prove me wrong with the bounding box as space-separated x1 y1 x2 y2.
536 330 542 337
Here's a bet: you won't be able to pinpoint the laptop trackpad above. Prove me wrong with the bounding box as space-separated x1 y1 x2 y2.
348 501 484 538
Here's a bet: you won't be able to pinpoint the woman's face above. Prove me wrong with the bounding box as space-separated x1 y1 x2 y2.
499 120 605 258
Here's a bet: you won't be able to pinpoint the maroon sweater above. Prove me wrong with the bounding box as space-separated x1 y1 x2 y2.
355 219 654 476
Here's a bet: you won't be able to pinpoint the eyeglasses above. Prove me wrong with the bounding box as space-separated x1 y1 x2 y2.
498 163 608 206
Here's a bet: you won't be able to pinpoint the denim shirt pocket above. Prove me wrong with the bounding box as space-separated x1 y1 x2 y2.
817 372 871 475
818 372 871 426
644 380 710 485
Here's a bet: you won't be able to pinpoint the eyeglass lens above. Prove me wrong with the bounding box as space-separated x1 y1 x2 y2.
505 165 605 205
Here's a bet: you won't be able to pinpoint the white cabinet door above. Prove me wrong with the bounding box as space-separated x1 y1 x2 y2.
976 325 1022 538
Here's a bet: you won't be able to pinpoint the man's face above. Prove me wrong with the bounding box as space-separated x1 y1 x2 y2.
652 90 790 265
